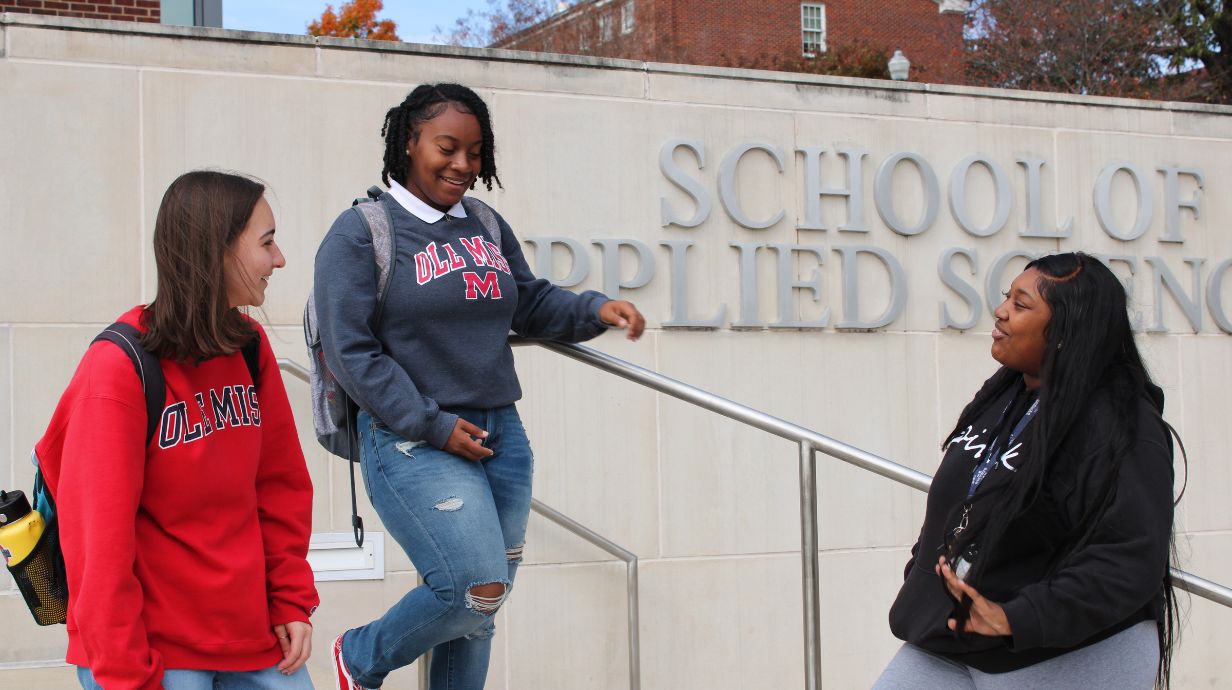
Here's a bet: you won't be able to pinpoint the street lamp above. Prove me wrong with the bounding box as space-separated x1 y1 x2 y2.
888 49 910 81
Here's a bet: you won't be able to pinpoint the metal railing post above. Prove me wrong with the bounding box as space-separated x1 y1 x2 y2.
626 559 641 690
799 441 822 690
530 499 641 690
418 596 430 689
279 349 1232 690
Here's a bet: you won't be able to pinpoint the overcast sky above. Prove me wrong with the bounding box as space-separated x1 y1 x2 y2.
223 1 492 45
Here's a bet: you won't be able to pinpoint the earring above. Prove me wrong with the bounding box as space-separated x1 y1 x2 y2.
1057 340 1064 350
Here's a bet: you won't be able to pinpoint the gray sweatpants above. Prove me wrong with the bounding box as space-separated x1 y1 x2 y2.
872 621 1159 689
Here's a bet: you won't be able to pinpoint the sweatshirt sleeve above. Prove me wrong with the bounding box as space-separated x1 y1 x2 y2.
999 420 1174 651
250 328 319 626
56 345 163 690
498 215 611 343
314 208 459 449
903 534 921 581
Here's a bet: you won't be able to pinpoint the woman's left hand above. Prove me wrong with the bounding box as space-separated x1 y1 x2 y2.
274 620 313 675
937 556 1012 637
599 300 645 340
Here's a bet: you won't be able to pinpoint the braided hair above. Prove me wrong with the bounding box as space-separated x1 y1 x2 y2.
380 83 502 192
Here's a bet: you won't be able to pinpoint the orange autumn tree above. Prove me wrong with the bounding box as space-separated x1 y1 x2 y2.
308 0 399 41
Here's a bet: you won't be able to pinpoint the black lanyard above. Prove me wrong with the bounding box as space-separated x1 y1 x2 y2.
967 393 1039 498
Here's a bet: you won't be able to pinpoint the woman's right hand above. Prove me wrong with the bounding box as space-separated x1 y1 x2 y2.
444 418 494 461
599 300 646 340
938 556 1012 637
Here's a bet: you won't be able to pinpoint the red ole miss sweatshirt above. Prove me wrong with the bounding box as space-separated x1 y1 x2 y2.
34 307 318 690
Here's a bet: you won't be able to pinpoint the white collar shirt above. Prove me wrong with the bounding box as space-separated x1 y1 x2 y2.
387 179 468 223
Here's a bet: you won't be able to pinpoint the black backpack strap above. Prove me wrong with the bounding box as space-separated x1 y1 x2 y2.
349 459 364 547
241 331 261 386
92 322 165 446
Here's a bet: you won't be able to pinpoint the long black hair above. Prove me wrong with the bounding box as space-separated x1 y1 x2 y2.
379 83 501 192
946 252 1183 688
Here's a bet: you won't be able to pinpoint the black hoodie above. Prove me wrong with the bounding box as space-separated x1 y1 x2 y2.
888 380 1174 672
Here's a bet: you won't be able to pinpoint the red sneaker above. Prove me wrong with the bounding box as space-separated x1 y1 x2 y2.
332 633 367 690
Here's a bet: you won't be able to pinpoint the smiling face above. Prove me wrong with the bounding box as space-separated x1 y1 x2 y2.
224 197 285 308
403 103 483 212
991 267 1053 389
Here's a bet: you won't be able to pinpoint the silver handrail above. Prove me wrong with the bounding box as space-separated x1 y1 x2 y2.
1172 569 1232 607
512 340 1232 688
281 342 1232 690
276 358 306 380
515 342 933 492
276 358 642 689
530 499 641 690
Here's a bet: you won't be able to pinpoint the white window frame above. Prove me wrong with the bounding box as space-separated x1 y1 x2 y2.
801 3 826 57
621 0 636 34
599 13 614 42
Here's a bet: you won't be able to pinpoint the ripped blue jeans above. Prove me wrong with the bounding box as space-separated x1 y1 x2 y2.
342 406 533 689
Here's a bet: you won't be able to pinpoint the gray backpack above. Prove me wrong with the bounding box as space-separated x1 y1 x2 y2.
303 186 502 545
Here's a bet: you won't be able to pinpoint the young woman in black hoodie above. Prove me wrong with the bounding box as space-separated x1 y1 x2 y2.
874 252 1182 689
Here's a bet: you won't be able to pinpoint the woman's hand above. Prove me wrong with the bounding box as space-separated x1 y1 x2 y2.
274 620 312 675
937 556 1012 637
599 300 645 340
444 418 494 461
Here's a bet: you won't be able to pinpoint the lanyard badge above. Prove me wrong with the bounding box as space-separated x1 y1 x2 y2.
967 395 1038 499
944 504 976 580
944 393 1039 581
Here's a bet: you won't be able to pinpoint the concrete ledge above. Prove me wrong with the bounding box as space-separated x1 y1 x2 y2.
3 12 1230 118
0 11 318 48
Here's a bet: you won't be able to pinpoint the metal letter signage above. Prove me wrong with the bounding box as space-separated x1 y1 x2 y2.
948 155 1011 238
660 139 711 228
523 137 1221 335
874 152 940 236
718 143 786 230
1094 161 1154 241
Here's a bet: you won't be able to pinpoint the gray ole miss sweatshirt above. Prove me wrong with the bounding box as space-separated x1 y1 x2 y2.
313 193 610 449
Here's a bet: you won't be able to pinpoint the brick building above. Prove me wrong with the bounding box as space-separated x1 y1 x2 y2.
494 0 972 84
0 0 221 27
0 0 160 23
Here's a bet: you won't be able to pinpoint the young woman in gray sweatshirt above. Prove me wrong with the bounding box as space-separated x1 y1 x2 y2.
314 83 644 690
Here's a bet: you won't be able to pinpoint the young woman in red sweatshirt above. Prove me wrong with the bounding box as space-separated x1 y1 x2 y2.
35 171 319 690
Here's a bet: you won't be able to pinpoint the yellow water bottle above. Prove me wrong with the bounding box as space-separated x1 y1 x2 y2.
0 489 45 567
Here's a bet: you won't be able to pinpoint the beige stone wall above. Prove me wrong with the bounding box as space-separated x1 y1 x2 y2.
2 13 1230 689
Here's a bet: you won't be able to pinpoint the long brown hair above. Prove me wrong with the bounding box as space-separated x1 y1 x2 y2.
141 170 264 361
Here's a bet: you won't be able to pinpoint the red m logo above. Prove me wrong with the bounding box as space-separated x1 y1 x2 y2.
463 271 502 300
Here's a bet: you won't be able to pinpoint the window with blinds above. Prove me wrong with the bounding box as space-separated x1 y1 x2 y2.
802 4 826 56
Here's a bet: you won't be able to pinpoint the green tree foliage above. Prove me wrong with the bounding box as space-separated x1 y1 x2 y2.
1155 1 1231 103
966 0 1231 103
